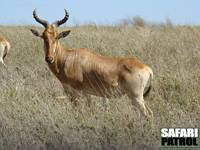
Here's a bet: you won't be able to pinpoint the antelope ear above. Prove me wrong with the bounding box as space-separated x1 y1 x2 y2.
56 30 71 39
30 29 42 37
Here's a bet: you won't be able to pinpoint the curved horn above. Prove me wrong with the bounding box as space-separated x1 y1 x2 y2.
33 9 49 28
53 9 69 27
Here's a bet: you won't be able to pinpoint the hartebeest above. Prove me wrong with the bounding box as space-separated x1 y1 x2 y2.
30 9 153 118
0 35 10 66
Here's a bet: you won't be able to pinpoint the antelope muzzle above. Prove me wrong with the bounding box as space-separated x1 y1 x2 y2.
45 56 54 64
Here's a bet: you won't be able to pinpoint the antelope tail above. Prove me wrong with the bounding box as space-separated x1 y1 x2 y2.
3 42 11 60
143 67 153 97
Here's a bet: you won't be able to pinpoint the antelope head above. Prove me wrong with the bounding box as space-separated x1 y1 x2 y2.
30 9 71 64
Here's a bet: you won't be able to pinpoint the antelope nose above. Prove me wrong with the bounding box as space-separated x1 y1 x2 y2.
45 57 54 64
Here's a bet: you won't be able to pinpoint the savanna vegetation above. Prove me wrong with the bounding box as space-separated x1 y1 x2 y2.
0 21 200 149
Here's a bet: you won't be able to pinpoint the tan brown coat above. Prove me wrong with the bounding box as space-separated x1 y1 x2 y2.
0 36 10 66
31 9 153 118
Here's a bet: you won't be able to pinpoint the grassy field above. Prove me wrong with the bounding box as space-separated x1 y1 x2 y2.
0 24 200 150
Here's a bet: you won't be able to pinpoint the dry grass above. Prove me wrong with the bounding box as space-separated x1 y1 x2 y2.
0 25 200 150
